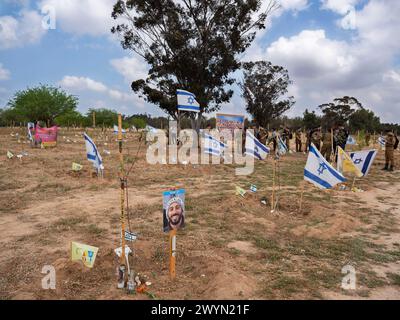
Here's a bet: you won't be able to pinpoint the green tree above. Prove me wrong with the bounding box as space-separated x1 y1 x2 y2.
87 108 118 127
54 110 87 127
302 109 321 130
241 61 294 128
111 0 279 131
7 85 78 126
349 108 380 133
318 96 362 128
130 117 147 129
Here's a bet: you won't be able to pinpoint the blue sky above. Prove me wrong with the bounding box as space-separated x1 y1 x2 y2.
1 0 399 122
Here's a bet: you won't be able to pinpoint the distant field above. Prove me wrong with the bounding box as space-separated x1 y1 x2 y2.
0 127 399 300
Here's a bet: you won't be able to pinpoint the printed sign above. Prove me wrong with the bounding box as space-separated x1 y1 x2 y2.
250 184 257 193
35 125 58 147
236 186 247 197
163 189 185 233
122 230 137 242
216 113 245 133
71 241 99 268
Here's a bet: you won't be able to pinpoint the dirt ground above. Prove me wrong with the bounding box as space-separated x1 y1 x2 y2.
0 127 399 300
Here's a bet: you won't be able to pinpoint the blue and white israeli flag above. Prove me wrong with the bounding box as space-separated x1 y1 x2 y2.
177 89 200 113
347 135 357 145
304 143 346 189
245 130 270 160
350 149 377 176
113 125 126 134
84 133 104 171
277 135 288 155
378 136 386 147
204 133 227 156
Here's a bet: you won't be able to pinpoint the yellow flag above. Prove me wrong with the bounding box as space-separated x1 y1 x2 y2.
337 147 363 178
7 151 14 159
72 162 83 171
235 186 246 197
71 241 99 268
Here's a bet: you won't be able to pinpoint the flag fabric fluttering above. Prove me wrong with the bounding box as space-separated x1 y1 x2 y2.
84 133 104 172
277 135 288 155
304 143 346 189
71 241 99 268
27 122 34 141
113 125 126 134
177 89 200 113
378 136 386 147
245 130 270 160
350 149 377 176
204 133 227 156
346 135 357 145
337 146 363 178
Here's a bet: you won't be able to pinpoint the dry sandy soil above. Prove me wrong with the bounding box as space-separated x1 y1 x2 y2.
0 127 399 300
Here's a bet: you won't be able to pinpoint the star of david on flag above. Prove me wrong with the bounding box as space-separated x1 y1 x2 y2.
177 89 200 113
349 149 377 176
84 133 104 172
204 133 227 156
304 143 346 189
245 130 270 160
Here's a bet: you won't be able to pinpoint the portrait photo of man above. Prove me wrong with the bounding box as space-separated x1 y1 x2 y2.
163 189 185 232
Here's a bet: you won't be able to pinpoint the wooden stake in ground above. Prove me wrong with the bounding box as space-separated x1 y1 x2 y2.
271 159 276 212
117 114 127 289
351 176 357 191
169 229 177 280
299 181 305 213
92 111 96 128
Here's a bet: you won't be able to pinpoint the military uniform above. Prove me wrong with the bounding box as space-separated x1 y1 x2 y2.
365 132 371 146
320 131 333 161
295 130 302 152
311 129 322 150
383 132 396 171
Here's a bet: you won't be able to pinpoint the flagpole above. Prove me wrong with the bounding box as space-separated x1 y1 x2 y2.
271 159 276 212
117 113 127 289
351 176 356 191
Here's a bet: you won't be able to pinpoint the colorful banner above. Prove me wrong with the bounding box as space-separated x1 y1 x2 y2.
35 125 58 147
216 113 245 133
71 241 99 268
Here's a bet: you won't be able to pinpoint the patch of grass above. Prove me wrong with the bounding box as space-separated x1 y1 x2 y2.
270 275 307 296
86 224 106 235
386 273 400 286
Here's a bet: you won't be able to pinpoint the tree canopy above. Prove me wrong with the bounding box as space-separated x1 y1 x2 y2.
6 85 78 126
241 60 294 128
111 0 279 129
318 96 363 128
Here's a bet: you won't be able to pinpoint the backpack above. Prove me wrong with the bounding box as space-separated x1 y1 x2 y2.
394 135 399 150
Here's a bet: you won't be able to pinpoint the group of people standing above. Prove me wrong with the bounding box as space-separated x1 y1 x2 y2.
248 124 398 171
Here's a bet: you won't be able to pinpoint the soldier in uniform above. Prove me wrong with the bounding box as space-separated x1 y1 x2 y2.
365 131 371 146
320 129 333 161
295 129 302 152
382 130 397 171
311 127 322 150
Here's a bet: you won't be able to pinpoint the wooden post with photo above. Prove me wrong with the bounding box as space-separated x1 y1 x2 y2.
117 113 127 288
163 188 185 280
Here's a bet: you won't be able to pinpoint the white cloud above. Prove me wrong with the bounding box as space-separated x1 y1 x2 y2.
279 0 309 12
58 75 145 108
320 0 360 15
59 76 108 92
0 10 47 50
0 64 10 80
267 30 355 79
110 56 149 83
38 0 116 36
